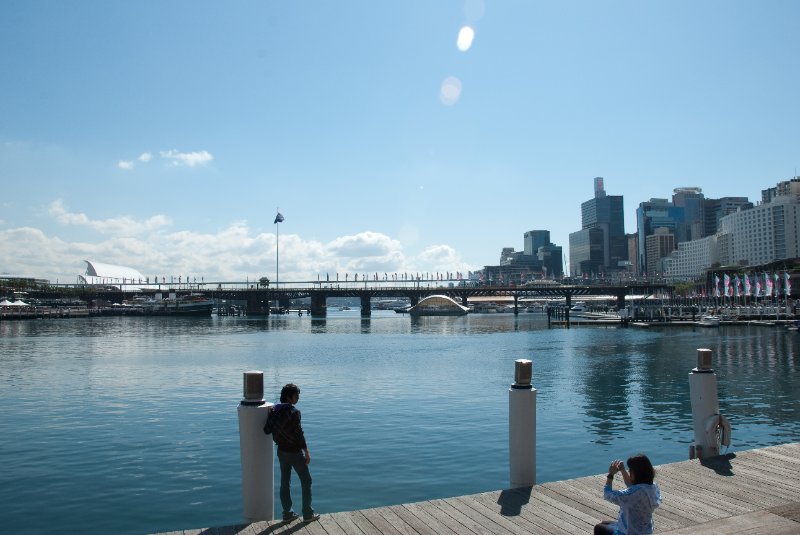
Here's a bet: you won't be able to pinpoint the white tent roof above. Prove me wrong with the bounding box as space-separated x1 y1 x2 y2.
10 300 29 306
0 299 12 306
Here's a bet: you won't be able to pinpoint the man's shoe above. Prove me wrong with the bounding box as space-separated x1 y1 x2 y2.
282 512 299 523
303 514 320 523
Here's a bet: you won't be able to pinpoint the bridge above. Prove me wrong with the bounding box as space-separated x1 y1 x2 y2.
33 280 674 318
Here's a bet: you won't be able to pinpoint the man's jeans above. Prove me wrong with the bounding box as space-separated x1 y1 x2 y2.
277 450 313 518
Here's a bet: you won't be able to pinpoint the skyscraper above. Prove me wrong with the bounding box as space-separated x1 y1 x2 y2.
636 198 683 276
569 178 627 276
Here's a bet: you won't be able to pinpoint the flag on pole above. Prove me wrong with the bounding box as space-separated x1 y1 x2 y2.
274 212 285 224
734 275 740 298
724 274 730 297
785 271 792 296
744 274 751 296
714 274 720 297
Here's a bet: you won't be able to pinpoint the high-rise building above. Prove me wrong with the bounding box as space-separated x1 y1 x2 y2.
719 194 800 266
762 176 800 204
569 227 605 277
704 197 752 236
524 230 550 256
626 233 639 274
672 187 705 242
636 198 683 275
645 228 676 275
569 178 627 275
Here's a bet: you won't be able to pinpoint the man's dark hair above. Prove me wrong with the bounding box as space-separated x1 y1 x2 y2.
627 453 655 485
280 383 300 403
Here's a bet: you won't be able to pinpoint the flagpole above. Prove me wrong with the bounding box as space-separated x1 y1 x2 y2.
276 220 279 289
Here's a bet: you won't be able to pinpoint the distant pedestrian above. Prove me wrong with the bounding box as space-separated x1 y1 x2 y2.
266 384 320 524
594 454 661 535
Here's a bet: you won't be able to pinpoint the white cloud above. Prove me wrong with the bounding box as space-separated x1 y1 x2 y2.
48 200 172 236
138 152 152 163
413 244 472 274
117 160 134 170
160 149 214 167
1 207 475 283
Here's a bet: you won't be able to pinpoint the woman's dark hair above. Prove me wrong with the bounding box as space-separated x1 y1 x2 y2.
280 383 300 403
627 454 655 485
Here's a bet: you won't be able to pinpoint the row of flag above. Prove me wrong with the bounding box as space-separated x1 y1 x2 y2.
712 272 791 298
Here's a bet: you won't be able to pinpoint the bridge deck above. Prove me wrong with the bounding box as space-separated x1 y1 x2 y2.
154 442 800 535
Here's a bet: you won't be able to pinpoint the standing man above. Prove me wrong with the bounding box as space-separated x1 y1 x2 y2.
267 383 319 523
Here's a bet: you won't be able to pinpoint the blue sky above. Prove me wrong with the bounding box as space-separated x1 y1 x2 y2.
1 1 798 283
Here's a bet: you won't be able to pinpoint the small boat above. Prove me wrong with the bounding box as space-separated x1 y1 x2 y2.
699 315 721 327
339 306 351 311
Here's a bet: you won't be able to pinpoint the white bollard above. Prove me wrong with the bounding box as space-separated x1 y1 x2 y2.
688 349 731 459
237 371 274 521
509 359 537 488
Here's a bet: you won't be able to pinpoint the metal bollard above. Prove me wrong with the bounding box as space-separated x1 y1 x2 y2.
509 359 537 488
688 349 731 459
237 371 274 521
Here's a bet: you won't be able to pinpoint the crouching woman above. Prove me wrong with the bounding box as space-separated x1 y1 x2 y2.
594 454 661 535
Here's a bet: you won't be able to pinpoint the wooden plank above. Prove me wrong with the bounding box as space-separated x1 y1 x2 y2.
298 517 329 535
503 489 586 535
544 480 619 517
370 506 421 535
327 513 362 535
358 507 409 535
731 454 800 483
657 464 785 509
718 459 800 497
410 500 466 535
468 490 558 534
750 446 800 466
429 498 502 535
658 510 800 534
447 495 532 535
340 511 381 535
734 455 800 482
316 513 349 535
769 502 800 523
387 504 446 535
529 487 601 528
653 471 754 515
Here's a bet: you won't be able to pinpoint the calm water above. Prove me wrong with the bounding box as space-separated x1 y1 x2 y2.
1 311 798 534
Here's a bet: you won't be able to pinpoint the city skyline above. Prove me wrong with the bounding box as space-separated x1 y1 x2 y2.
2 2 798 282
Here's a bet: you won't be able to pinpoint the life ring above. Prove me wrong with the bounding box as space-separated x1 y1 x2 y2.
704 413 732 449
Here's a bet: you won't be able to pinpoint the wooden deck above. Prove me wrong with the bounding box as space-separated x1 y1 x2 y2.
156 442 800 535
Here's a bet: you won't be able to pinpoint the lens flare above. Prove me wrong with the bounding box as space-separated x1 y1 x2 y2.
457 26 475 52
440 76 462 106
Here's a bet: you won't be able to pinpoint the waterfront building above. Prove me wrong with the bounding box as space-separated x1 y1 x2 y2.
704 196 752 236
499 248 516 266
719 192 800 266
569 178 626 276
78 260 147 287
663 234 719 281
645 228 676 276
761 176 800 204
626 233 639 275
672 187 706 241
636 198 683 276
568 227 604 277
489 230 563 282
523 230 550 256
